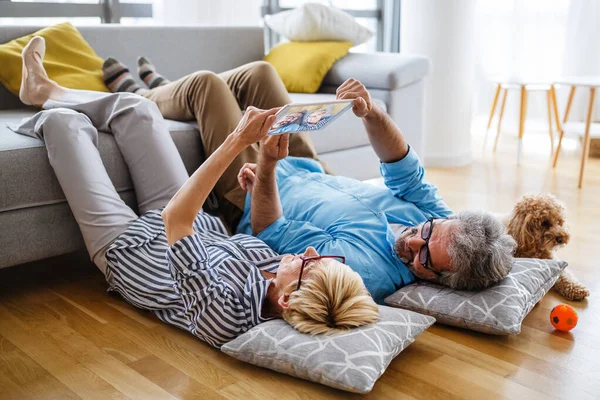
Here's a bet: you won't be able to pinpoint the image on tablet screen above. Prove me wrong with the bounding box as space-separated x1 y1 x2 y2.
268 101 353 135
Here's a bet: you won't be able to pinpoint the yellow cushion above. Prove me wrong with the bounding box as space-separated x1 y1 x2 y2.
265 41 352 94
0 22 108 95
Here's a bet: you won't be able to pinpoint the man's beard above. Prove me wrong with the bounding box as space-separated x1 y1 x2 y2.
394 225 418 273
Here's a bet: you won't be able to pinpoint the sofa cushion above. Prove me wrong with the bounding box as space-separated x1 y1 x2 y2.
0 23 108 96
0 110 204 213
265 41 353 93
289 92 386 154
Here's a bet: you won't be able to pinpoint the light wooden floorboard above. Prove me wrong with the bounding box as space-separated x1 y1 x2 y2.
1 123 598 399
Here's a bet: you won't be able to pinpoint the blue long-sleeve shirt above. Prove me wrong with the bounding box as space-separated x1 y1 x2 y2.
236 147 452 303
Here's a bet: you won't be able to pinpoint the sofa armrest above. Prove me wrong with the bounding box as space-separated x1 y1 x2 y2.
322 52 431 91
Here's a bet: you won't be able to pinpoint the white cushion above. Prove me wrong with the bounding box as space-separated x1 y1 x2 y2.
264 3 373 46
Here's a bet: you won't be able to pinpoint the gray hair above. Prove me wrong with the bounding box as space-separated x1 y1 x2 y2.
438 211 516 290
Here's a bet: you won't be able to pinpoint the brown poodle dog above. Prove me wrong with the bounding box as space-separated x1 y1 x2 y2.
505 193 589 301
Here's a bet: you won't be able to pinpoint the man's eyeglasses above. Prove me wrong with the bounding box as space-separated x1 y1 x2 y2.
419 217 441 277
296 255 345 291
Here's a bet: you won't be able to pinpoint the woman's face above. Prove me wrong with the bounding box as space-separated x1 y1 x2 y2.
307 109 327 124
273 247 351 312
273 112 303 129
275 247 320 291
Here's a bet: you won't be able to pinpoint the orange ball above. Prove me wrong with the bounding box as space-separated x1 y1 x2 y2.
550 304 578 332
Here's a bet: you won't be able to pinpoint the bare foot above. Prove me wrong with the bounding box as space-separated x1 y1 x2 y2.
19 36 65 106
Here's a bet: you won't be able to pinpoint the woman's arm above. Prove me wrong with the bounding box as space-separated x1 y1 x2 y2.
162 107 278 246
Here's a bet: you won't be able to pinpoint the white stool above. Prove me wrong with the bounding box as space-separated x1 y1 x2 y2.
553 77 600 188
484 79 561 165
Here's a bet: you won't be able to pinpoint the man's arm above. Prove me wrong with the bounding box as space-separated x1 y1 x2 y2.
162 107 278 245
250 134 289 235
337 78 408 163
337 78 451 217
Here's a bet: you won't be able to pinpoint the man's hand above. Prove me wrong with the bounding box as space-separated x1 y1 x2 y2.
237 163 257 194
259 133 290 164
336 78 374 118
338 79 408 163
232 106 280 147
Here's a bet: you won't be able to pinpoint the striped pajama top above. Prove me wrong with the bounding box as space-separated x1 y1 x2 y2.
104 209 282 348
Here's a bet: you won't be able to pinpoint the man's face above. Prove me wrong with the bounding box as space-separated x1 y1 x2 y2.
307 109 327 124
394 219 456 280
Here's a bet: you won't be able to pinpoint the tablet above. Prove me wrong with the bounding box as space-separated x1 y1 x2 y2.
268 100 353 135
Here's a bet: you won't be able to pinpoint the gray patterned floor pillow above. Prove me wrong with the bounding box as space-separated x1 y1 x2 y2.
384 258 567 335
221 305 435 394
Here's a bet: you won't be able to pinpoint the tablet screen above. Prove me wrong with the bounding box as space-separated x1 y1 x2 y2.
268 101 353 135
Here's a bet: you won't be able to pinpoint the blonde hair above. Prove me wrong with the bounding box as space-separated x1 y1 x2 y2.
282 261 379 335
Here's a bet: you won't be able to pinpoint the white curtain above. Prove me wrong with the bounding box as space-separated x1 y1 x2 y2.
562 0 600 121
472 0 600 126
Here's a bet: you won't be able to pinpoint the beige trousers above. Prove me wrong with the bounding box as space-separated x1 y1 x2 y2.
142 61 324 229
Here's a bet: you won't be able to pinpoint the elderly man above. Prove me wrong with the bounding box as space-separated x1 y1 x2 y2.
236 79 517 303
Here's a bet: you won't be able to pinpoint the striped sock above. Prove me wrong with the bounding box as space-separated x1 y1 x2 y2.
137 56 170 89
102 57 148 94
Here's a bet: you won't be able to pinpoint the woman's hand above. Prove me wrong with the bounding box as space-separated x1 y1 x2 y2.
259 133 290 164
232 106 280 147
237 163 257 193
336 78 374 118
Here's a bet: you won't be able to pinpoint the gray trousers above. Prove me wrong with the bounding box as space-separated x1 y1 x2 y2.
12 90 189 274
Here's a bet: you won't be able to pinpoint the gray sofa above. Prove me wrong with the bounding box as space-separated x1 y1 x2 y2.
0 25 430 269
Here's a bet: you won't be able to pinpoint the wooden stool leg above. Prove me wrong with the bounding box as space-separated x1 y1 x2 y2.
493 88 508 152
551 86 563 168
484 84 501 150
517 85 528 165
563 85 576 123
578 87 596 188
554 85 576 167
546 90 555 152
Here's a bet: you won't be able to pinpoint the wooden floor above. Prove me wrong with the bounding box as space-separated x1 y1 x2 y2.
1 122 599 399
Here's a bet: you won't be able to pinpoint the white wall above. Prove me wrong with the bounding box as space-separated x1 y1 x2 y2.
401 0 476 167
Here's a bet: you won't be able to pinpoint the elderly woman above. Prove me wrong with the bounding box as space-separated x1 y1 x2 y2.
15 37 378 347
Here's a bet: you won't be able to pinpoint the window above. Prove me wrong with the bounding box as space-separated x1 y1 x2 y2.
0 0 154 24
279 0 377 10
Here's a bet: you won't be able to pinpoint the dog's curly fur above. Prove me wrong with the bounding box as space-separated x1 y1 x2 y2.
506 193 589 301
